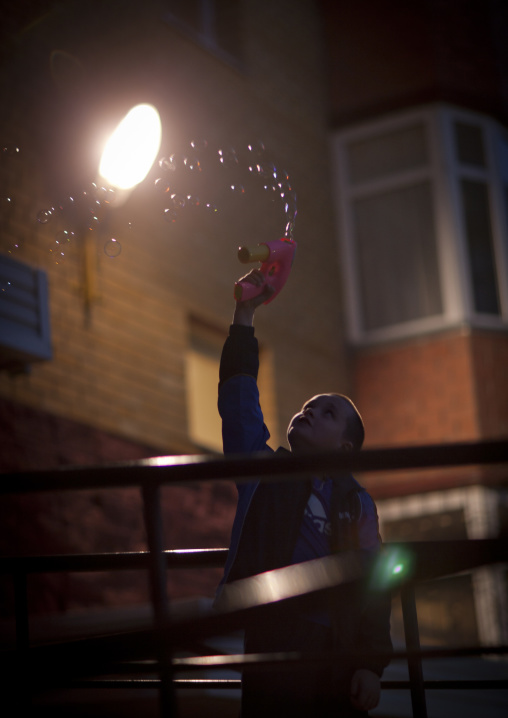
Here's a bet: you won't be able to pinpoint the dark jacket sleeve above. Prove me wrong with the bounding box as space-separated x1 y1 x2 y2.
218 324 271 455
219 324 259 386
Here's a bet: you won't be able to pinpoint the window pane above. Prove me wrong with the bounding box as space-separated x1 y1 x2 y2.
454 122 486 167
347 124 428 184
460 179 500 315
352 182 442 331
186 319 223 451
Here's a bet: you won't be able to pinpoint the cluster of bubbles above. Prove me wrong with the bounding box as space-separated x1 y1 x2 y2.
2 139 297 270
1 147 21 262
35 181 122 260
153 139 298 239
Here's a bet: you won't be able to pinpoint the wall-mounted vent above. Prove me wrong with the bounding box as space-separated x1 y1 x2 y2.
0 253 52 370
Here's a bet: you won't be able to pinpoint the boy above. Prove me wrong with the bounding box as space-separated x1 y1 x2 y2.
216 270 392 717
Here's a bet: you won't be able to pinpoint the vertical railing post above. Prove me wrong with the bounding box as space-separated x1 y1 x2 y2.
142 483 177 717
401 583 427 718
13 570 32 708
14 570 30 651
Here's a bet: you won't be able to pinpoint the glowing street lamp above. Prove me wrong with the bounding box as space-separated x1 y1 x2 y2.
99 103 162 190
82 104 161 315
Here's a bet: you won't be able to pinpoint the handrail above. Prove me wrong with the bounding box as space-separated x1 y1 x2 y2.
1 438 507 494
0 548 229 573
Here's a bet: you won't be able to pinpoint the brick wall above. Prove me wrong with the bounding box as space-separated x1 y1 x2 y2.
0 396 237 614
353 328 508 497
0 1 347 615
354 330 479 448
472 330 508 439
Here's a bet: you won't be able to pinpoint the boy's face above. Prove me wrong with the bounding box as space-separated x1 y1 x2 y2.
287 394 350 453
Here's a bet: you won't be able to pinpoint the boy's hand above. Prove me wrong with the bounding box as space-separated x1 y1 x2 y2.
233 269 275 326
350 668 381 712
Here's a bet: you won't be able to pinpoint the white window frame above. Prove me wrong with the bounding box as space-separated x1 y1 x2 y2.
331 103 508 345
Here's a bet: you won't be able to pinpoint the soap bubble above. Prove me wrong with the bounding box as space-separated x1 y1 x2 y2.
164 207 178 223
184 155 202 172
260 162 277 180
1 145 20 159
158 156 172 172
55 229 75 245
190 139 208 151
230 184 245 195
154 177 171 194
262 183 279 201
104 238 121 257
186 195 201 210
163 193 186 223
37 208 54 224
0 195 13 221
91 182 115 205
283 189 298 220
284 220 296 239
248 162 263 176
49 237 66 263
218 147 239 167
247 140 265 157
54 196 75 215
167 153 185 172
87 213 101 231
170 193 186 209
278 180 293 196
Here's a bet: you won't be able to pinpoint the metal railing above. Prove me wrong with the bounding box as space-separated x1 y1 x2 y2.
1 439 508 717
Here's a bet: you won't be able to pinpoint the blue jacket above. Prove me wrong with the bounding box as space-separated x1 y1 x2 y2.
217 324 392 677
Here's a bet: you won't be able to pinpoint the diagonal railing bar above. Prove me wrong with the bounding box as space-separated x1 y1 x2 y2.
1 439 507 494
2 539 506 685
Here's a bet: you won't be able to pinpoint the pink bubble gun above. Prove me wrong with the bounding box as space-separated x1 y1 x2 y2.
234 236 297 304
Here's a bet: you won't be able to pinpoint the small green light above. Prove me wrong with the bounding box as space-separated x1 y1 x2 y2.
392 563 404 575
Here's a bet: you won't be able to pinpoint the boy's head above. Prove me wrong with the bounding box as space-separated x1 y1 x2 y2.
287 393 364 454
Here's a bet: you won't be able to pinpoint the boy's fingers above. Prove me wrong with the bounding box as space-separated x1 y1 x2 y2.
239 268 264 286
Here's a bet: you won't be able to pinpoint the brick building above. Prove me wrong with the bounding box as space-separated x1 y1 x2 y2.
321 0 508 647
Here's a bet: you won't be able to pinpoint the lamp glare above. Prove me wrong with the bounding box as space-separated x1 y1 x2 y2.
99 104 161 190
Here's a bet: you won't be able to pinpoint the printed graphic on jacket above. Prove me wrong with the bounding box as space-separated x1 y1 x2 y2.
292 479 333 564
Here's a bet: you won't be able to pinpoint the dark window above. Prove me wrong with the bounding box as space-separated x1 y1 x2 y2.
454 121 486 167
460 179 500 315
